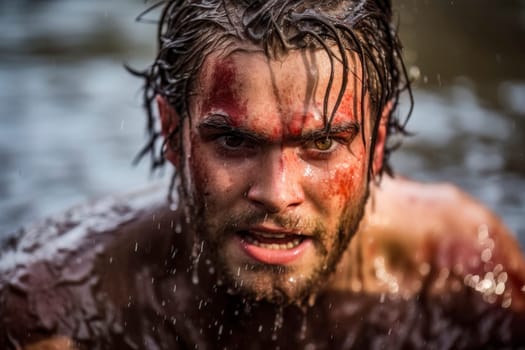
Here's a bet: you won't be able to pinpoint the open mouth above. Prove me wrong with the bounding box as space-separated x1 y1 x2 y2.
242 231 305 250
237 230 312 265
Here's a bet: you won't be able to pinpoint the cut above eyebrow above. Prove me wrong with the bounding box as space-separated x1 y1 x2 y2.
197 113 360 143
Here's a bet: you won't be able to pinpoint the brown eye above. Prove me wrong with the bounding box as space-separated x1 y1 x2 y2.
223 135 244 148
314 137 333 151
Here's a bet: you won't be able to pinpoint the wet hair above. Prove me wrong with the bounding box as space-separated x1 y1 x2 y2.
130 0 412 186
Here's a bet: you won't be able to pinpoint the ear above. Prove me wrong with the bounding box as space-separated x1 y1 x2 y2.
157 95 180 166
371 100 393 176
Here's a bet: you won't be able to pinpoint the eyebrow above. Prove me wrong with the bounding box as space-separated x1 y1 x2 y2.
197 114 360 143
197 114 267 142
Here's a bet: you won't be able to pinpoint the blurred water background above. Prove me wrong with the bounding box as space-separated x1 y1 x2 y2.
0 0 524 249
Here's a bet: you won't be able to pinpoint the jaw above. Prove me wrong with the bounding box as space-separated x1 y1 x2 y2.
177 185 370 306
205 214 366 305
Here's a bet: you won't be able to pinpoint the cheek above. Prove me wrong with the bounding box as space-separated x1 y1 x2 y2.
189 142 245 200
326 167 359 201
318 150 367 203
188 141 216 194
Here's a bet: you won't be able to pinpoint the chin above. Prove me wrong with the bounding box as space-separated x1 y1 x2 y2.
217 263 325 305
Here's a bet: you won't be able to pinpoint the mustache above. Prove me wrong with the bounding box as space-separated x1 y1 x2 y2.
220 210 323 236
224 212 304 232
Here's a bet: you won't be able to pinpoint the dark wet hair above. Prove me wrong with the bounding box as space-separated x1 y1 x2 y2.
130 0 412 185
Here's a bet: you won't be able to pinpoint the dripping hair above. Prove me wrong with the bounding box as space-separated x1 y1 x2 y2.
129 0 413 196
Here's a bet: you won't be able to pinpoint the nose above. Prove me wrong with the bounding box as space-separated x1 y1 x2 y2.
246 147 305 213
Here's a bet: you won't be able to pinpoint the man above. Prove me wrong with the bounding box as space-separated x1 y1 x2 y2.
1 0 525 349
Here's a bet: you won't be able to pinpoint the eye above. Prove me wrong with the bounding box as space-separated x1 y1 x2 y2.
302 136 341 160
306 137 337 153
214 133 258 157
223 135 245 148
313 137 333 151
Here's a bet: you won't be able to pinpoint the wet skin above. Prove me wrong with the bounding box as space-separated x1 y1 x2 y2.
2 49 525 349
1 178 525 349
161 48 387 303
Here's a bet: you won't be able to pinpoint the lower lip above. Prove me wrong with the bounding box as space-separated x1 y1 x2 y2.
237 234 312 265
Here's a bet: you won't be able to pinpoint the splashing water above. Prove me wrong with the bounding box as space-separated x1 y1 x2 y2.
271 306 284 341
191 239 205 285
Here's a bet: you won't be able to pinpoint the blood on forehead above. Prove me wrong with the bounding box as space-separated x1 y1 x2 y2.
199 58 247 125
197 51 364 139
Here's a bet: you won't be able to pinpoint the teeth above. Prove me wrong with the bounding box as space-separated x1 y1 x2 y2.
257 232 286 239
244 235 302 250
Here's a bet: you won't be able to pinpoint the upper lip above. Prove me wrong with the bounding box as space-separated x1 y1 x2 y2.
242 224 305 236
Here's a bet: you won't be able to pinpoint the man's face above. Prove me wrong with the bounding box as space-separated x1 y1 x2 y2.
168 48 384 303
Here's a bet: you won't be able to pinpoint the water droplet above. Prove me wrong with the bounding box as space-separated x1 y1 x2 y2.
192 268 199 285
298 308 308 340
495 282 505 295
481 248 492 262
271 306 284 341
191 239 205 285
478 224 489 241
307 293 317 307
418 263 430 276
303 165 313 177
502 296 512 308
409 65 421 81
497 272 508 284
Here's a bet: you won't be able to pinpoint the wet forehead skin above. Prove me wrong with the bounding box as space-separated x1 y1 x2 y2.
191 47 369 146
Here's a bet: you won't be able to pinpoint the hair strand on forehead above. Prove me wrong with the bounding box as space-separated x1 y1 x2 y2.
130 0 414 182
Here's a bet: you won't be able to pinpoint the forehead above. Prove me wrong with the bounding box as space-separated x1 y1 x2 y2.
191 48 366 134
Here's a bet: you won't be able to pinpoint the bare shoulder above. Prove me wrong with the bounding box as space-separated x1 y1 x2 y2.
352 176 525 310
0 185 169 349
366 175 508 233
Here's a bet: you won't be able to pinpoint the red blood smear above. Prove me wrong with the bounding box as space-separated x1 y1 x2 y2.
202 59 247 125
